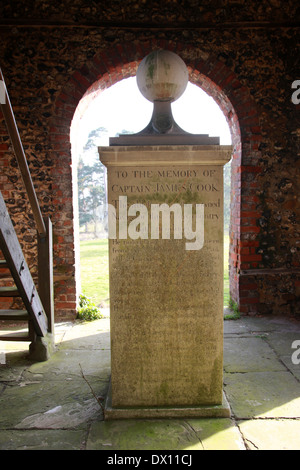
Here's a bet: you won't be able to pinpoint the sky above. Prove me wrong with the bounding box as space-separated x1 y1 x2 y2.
71 76 232 159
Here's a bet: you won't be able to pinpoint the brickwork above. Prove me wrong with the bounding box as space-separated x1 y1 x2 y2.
0 1 299 319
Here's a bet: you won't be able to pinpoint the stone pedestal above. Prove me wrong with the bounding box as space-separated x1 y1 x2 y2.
99 145 232 419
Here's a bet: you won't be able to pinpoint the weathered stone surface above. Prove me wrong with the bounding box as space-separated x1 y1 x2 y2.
87 419 203 451
0 429 86 450
100 145 231 411
0 316 300 450
224 337 286 373
57 318 111 351
28 333 55 362
239 419 300 451
186 418 245 450
0 377 104 428
24 349 111 382
224 371 300 419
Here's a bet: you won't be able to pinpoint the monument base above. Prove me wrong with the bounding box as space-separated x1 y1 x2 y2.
104 382 231 420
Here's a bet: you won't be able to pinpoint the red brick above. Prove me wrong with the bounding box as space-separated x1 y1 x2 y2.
240 297 259 304
241 226 261 233
55 301 77 310
240 283 258 290
241 254 262 262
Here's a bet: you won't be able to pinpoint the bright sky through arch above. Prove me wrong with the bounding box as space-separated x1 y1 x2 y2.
73 76 231 158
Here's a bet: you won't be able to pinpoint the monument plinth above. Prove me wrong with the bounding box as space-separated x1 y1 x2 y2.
99 145 231 418
99 51 232 419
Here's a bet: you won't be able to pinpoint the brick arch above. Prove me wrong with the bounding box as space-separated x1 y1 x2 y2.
51 39 262 317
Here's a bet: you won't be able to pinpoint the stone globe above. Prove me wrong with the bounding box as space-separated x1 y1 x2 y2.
136 50 189 103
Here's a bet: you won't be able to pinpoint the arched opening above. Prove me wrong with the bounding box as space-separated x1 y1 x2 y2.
52 42 261 319
70 74 233 313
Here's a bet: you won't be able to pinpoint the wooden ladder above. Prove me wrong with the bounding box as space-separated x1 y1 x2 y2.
0 67 54 358
0 191 48 343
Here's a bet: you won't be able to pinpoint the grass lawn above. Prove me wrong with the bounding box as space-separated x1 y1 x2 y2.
80 235 231 308
80 239 110 307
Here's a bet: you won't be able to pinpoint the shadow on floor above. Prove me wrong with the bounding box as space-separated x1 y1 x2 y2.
0 315 300 450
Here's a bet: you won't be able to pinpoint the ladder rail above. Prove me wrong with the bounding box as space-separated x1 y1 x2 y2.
0 67 46 238
0 68 54 340
0 191 48 337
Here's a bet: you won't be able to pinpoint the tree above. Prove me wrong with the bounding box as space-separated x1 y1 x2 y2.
115 129 134 136
77 127 107 234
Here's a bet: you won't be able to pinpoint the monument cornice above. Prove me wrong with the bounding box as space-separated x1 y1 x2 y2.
99 145 233 167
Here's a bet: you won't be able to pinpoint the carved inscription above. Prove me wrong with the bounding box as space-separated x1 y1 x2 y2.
102 154 226 408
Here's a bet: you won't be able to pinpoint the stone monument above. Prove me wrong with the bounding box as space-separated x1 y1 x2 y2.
99 50 232 419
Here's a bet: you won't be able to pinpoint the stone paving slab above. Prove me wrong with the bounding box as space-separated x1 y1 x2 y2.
23 349 111 381
224 316 300 335
185 418 245 450
267 331 300 357
224 371 300 419
0 351 31 382
223 336 286 372
58 319 110 351
0 316 300 450
239 419 300 450
280 356 300 381
87 419 203 450
87 418 246 450
0 429 87 450
0 377 105 429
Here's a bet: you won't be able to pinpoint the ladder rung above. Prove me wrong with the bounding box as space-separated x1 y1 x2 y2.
0 331 30 342
0 309 29 320
0 273 12 281
0 286 20 297
0 191 48 337
0 260 8 269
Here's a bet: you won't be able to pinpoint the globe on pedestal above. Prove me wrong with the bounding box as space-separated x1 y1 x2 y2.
136 50 189 104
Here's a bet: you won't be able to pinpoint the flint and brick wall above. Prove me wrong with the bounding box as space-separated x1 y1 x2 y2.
0 1 299 319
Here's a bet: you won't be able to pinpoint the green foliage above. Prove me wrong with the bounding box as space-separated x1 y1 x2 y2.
77 127 107 230
115 129 134 136
77 294 103 322
224 297 241 320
